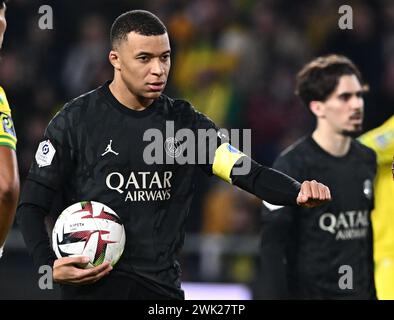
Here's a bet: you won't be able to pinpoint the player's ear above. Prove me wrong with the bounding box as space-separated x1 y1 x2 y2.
310 100 325 118
109 50 121 71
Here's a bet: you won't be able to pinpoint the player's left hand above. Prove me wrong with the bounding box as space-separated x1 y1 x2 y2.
296 180 331 208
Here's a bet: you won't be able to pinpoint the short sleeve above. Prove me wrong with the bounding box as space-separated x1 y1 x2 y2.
0 86 17 150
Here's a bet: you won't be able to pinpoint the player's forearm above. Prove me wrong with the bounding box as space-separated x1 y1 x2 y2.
0 187 19 247
231 157 301 206
17 203 56 268
17 179 57 268
0 148 20 247
211 143 301 205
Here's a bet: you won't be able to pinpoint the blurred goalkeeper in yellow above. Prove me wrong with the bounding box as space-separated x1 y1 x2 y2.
0 0 19 258
359 114 394 299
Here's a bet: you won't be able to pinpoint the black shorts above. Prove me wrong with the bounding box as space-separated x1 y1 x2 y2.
60 273 174 300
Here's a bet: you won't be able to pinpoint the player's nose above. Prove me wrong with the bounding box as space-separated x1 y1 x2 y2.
350 94 364 111
150 58 164 76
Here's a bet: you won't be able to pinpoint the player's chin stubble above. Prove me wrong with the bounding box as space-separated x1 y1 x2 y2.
343 125 363 137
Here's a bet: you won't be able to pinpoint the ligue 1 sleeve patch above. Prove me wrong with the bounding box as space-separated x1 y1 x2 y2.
35 140 56 167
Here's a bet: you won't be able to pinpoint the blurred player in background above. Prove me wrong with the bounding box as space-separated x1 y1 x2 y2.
359 114 394 299
17 10 331 299
258 55 376 299
0 0 19 258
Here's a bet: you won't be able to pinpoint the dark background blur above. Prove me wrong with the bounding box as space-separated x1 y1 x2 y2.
0 0 393 299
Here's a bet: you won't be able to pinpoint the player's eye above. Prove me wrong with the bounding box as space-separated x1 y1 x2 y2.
355 91 365 98
161 54 170 62
137 56 150 62
339 93 352 101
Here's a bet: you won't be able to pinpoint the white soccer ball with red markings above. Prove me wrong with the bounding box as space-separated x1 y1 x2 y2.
52 201 126 268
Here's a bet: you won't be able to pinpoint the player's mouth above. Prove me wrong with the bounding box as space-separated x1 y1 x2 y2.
147 82 165 92
349 112 363 123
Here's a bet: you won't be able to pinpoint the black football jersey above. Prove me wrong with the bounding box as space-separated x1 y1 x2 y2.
260 136 376 299
26 82 221 299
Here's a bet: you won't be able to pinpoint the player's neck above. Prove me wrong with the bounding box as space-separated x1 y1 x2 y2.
312 127 351 157
109 78 153 111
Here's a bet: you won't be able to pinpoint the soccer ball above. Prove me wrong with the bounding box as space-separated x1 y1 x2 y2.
52 201 126 268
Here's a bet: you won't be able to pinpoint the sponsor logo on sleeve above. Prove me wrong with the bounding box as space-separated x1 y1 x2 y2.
35 140 56 167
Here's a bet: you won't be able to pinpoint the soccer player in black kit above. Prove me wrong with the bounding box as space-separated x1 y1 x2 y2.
259 55 376 299
17 10 331 300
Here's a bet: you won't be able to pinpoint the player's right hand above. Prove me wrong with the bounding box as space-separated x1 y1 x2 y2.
53 256 112 285
296 180 331 208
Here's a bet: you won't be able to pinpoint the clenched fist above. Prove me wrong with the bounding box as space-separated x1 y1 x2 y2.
296 180 331 208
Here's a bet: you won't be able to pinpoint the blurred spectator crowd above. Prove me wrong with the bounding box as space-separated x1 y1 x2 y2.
1 0 393 284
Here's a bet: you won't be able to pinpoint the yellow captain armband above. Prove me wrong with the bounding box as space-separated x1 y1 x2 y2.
212 143 246 183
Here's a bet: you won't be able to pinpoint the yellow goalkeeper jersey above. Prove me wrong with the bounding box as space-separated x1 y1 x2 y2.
359 115 394 261
0 86 17 150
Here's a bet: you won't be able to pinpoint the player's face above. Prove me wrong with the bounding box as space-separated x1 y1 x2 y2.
114 32 171 104
0 2 7 49
320 74 365 134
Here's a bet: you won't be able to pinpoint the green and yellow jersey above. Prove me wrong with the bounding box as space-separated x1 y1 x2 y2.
360 116 394 260
359 115 394 299
0 86 17 150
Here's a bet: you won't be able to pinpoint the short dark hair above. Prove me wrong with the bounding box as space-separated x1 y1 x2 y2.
295 54 367 107
110 10 167 49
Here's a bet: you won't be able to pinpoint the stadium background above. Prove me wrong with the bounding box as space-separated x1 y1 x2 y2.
0 0 392 299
